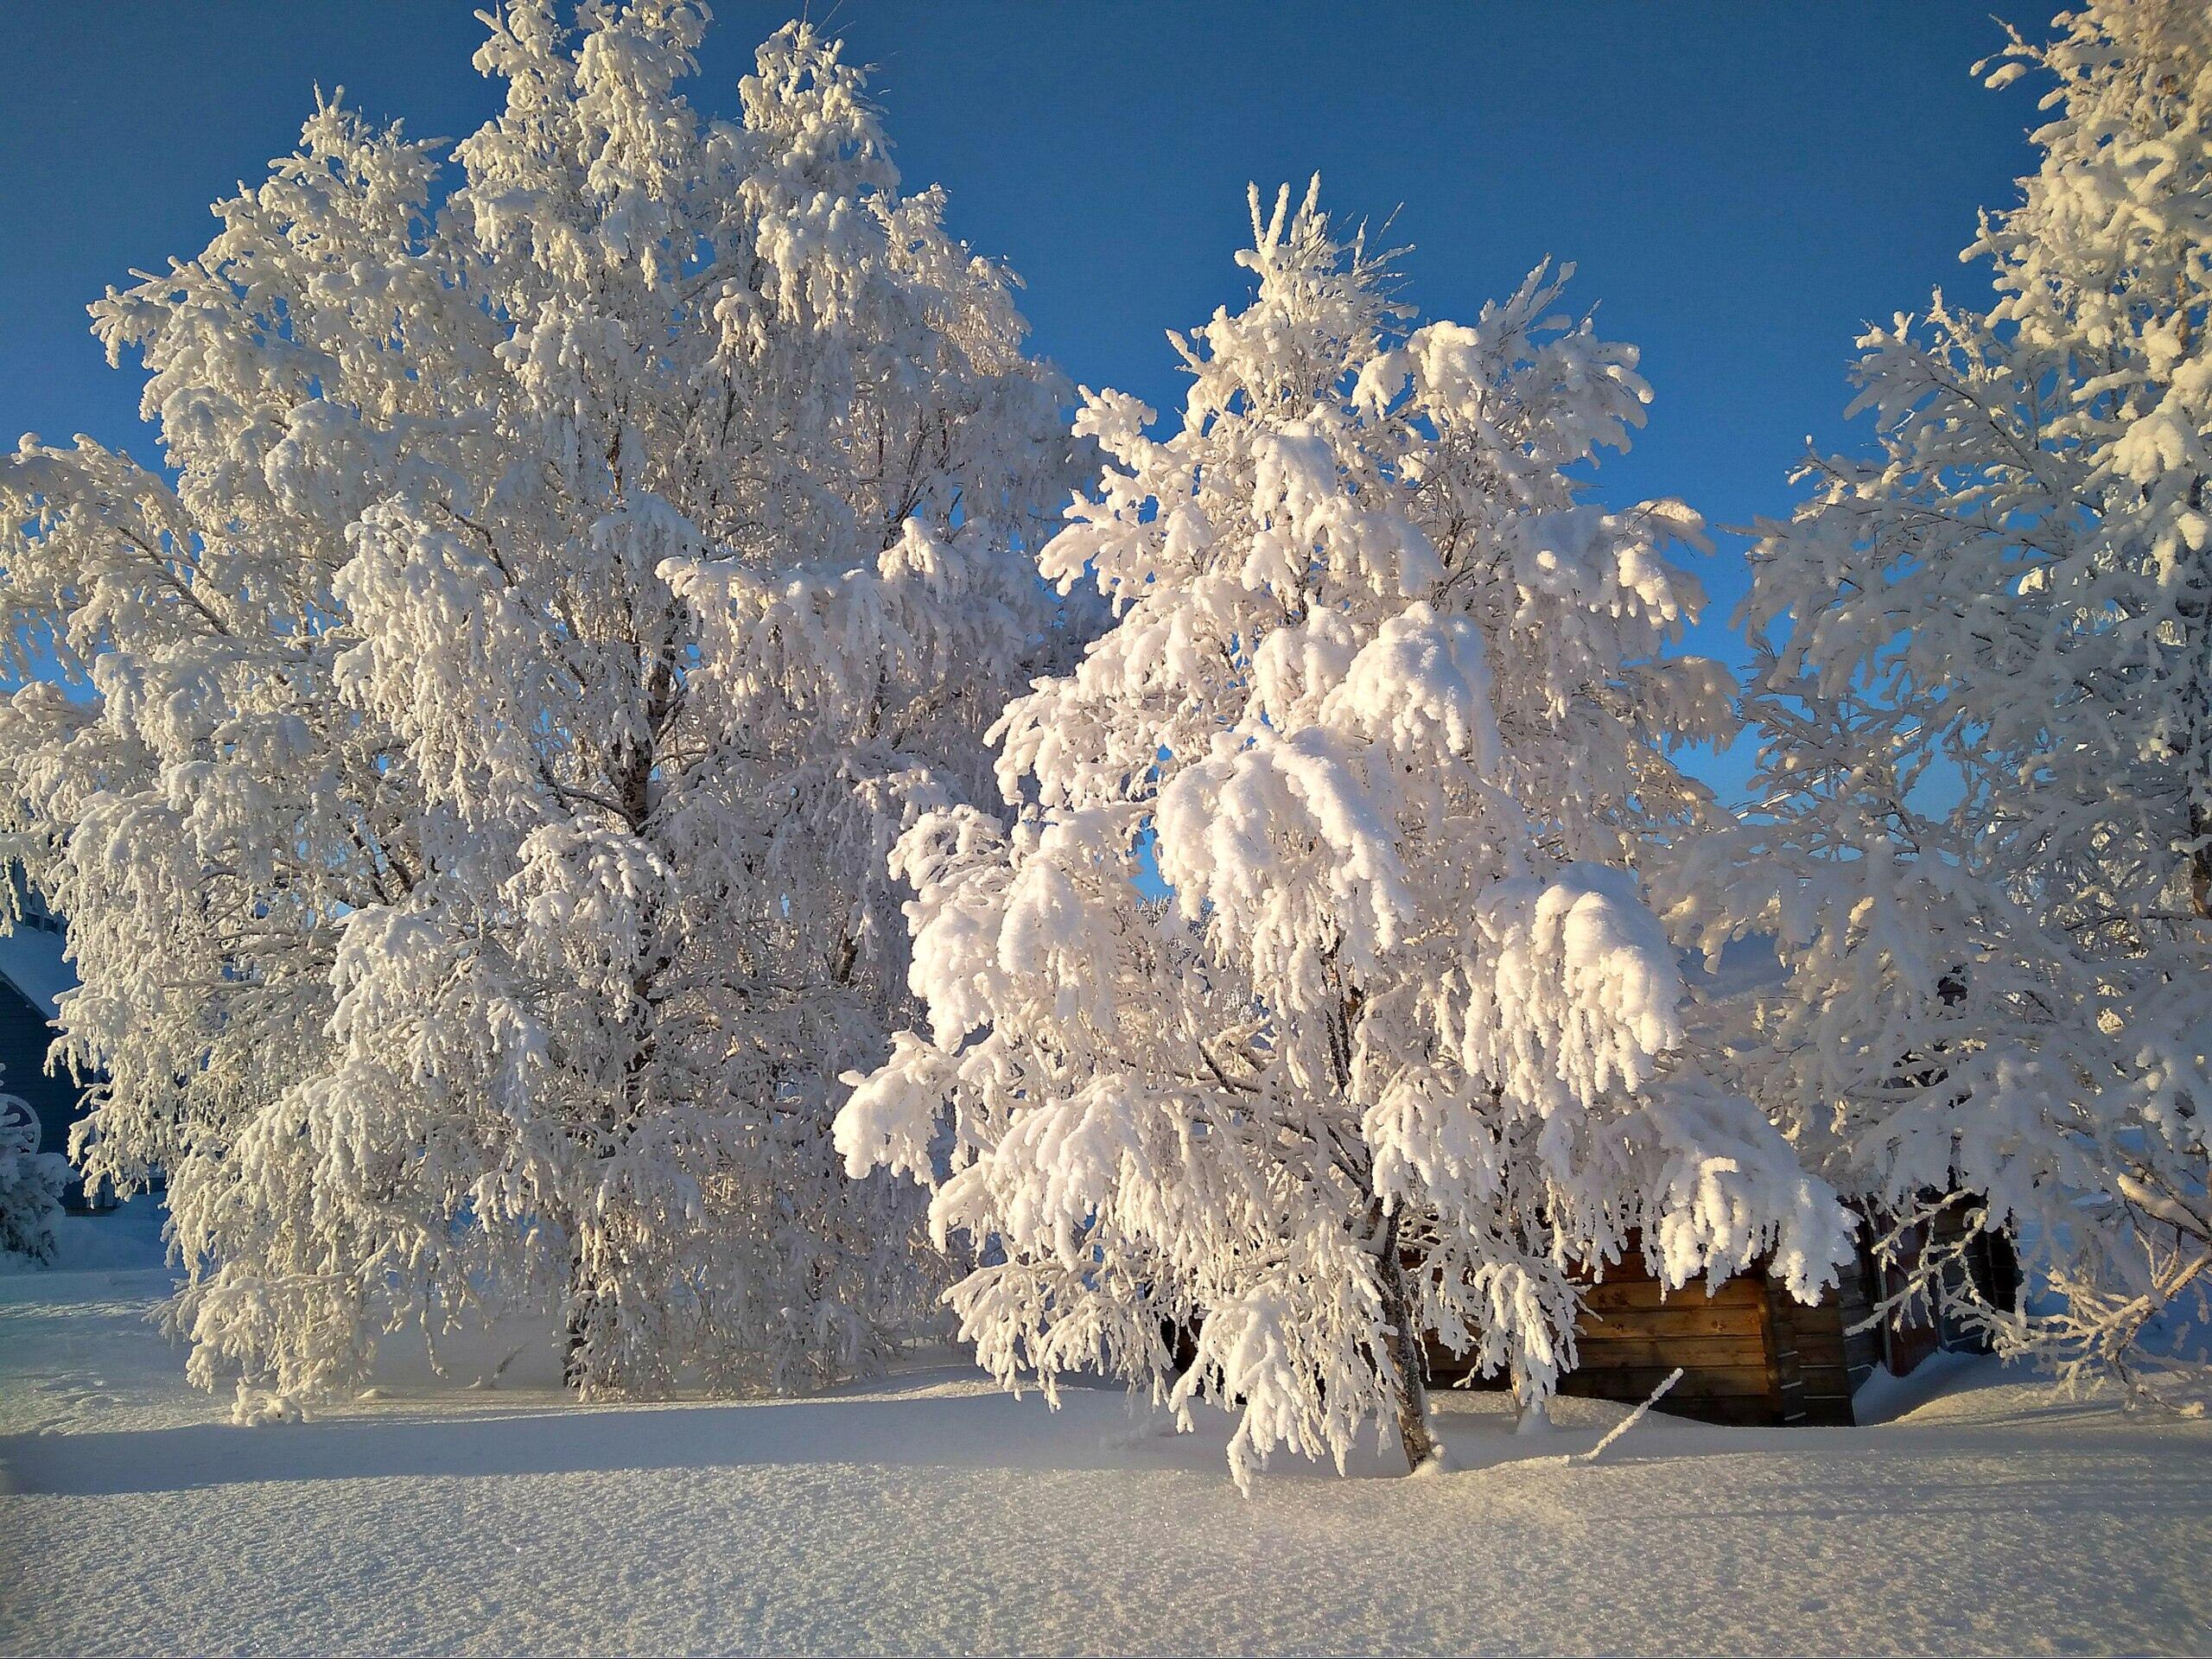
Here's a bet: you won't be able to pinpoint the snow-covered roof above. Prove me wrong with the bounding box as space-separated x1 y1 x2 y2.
0 923 72 1020
1683 932 1784 1002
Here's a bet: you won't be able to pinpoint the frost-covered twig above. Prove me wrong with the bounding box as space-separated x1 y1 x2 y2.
1570 1368 1681 1465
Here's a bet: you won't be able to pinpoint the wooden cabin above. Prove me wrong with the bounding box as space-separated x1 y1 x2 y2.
1471 934 2022 1427
1431 1211 2020 1427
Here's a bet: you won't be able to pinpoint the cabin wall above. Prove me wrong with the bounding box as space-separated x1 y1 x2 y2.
1199 1211 2020 1430
1429 1218 2016 1429
1566 1263 1778 1426
1428 1251 1823 1428
1840 1249 1884 1395
1856 1206 2019 1377
1765 1265 1857 1426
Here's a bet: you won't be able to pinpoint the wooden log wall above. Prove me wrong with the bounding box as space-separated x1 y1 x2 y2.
1567 1268 1777 1425
1429 1245 1872 1427
1221 1211 2017 1429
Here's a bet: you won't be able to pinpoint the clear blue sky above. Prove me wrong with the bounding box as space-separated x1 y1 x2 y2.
0 3 2042 803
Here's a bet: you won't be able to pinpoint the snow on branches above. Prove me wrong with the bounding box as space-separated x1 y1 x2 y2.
1665 0 2212 1406
0 1093 67 1266
0 3 1079 1402
840 181 1850 1485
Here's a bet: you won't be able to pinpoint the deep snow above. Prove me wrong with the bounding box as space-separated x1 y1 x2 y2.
2 1205 2208 1657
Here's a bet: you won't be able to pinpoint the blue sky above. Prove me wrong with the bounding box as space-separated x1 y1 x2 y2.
0 3 2042 802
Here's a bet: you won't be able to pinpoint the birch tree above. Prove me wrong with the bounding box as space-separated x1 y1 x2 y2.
841 182 1851 1484
1666 0 2212 1404
0 2 1077 1403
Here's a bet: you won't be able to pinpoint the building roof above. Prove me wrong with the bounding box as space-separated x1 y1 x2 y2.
0 920 71 1020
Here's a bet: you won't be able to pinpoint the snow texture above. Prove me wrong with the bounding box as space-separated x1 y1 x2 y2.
2 1205 2208 1657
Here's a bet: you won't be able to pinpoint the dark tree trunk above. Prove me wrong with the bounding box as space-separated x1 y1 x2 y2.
1372 1205 1440 1471
563 1260 600 1393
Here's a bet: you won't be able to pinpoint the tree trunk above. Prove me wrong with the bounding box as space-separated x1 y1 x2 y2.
1372 1205 1440 1472
1341 987 1440 1472
563 1258 599 1393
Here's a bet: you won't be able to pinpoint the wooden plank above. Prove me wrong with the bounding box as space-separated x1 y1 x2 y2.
1564 1363 1776 1400
1797 1349 1850 1382
1794 1305 1848 1332
1572 1333 1771 1369
1572 1252 1662 1283
1582 1276 1766 1310
1574 1304 1767 1340
1835 1253 1873 1306
1792 1331 1850 1367
1798 1363 1853 1396
1623 1394 1781 1427
1764 1278 1802 1422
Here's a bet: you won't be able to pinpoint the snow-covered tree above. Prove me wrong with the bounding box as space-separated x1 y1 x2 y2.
0 3 1077 1402
839 181 1851 1484
1665 0 2212 1404
0 1087 68 1266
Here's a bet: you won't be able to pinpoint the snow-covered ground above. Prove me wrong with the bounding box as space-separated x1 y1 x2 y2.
3 1206 2208 1657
